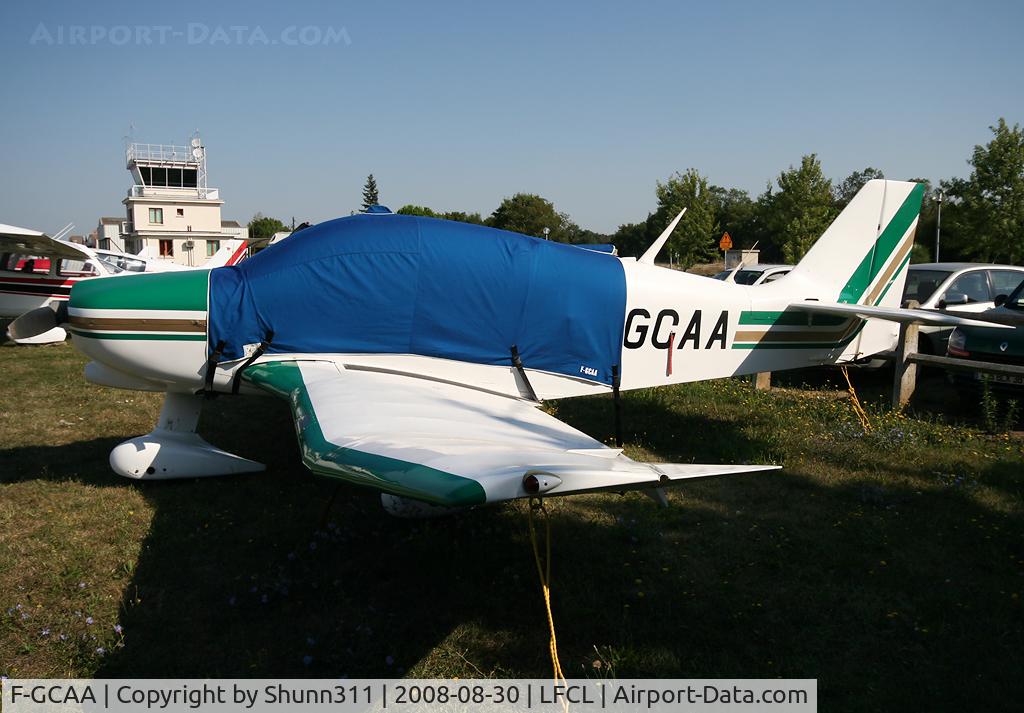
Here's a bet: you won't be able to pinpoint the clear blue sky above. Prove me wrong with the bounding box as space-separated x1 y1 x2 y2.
1 0 1021 236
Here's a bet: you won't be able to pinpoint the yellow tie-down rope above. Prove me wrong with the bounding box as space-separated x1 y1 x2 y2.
527 497 568 704
840 366 872 433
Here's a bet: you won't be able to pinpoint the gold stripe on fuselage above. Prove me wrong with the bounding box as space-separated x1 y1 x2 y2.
69 316 207 333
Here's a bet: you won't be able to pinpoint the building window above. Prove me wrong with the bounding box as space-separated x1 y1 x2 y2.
149 207 164 224
176 208 184 217
159 239 174 257
206 240 220 257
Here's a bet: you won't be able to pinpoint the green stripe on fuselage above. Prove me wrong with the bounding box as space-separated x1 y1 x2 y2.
71 270 209 311
69 329 207 341
243 361 487 507
738 311 848 327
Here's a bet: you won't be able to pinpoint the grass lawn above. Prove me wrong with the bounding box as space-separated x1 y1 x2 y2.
1 341 1022 711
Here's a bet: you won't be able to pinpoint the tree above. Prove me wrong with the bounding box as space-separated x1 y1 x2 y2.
906 177 937 261
708 186 764 248
248 213 288 242
396 205 439 217
487 193 574 241
652 169 719 268
396 206 485 224
441 211 484 225
834 167 885 208
942 118 1024 264
361 174 380 211
759 154 837 263
612 219 654 258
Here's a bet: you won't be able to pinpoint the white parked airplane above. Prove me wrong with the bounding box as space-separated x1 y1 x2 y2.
1 223 248 344
8 181 1008 516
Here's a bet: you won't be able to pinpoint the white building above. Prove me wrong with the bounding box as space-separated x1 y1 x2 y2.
96 216 127 251
118 134 248 266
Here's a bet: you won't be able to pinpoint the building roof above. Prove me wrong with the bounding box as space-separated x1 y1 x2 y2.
221 220 242 228
99 216 122 224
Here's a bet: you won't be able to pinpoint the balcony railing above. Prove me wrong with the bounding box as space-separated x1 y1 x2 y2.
126 143 200 165
126 185 219 200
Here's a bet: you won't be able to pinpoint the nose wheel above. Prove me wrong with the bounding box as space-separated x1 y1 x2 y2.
109 392 265 479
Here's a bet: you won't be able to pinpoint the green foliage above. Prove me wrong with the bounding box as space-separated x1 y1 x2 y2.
396 205 439 217
441 211 484 225
943 119 1024 263
904 178 940 261
487 193 577 241
978 379 1021 434
396 205 484 224
361 174 380 211
612 219 654 258
834 167 885 207
709 186 760 248
247 213 288 242
910 243 932 263
652 169 719 268
759 154 838 263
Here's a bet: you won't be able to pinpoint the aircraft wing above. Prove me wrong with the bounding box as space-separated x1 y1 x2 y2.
0 223 92 260
243 360 777 507
793 301 1014 329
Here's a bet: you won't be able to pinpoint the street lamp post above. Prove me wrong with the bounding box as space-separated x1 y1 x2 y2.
935 191 943 262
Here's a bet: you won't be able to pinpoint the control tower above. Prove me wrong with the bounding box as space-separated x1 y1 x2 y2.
121 132 245 266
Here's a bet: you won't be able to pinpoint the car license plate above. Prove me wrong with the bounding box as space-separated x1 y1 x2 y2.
975 372 1024 386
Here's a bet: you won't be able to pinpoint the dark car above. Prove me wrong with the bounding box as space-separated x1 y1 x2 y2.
947 280 1024 390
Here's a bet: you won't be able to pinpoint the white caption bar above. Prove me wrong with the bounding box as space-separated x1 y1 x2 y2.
3 679 816 712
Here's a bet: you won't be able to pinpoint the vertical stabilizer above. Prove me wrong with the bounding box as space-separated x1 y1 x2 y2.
786 179 925 359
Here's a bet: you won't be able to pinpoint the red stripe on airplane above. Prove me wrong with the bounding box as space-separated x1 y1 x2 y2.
226 241 249 266
0 275 80 286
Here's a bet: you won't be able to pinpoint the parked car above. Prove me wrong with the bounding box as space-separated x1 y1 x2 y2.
902 262 1024 354
712 264 792 285
946 279 1024 390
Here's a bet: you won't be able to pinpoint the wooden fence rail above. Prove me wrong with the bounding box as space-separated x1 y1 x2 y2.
891 320 1024 408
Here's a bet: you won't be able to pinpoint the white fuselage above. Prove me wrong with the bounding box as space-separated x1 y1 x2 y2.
71 257 883 402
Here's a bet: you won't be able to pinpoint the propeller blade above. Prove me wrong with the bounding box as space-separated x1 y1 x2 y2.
7 302 68 341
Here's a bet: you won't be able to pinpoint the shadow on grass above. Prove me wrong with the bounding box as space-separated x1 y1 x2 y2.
3 389 1022 711
0 437 127 486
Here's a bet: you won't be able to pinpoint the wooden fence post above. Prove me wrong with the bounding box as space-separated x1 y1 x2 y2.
892 300 920 409
754 372 772 390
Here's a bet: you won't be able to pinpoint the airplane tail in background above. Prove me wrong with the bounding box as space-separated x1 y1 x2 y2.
204 239 249 268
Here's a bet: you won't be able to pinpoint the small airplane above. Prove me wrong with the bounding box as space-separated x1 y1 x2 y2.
9 180 1009 516
1 223 248 344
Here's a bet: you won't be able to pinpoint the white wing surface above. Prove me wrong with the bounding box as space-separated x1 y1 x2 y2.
243 360 778 507
0 224 93 260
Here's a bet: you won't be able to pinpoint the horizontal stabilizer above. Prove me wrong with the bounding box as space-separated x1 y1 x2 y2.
793 301 1013 329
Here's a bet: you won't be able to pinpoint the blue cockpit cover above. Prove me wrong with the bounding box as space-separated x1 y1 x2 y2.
208 214 627 385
